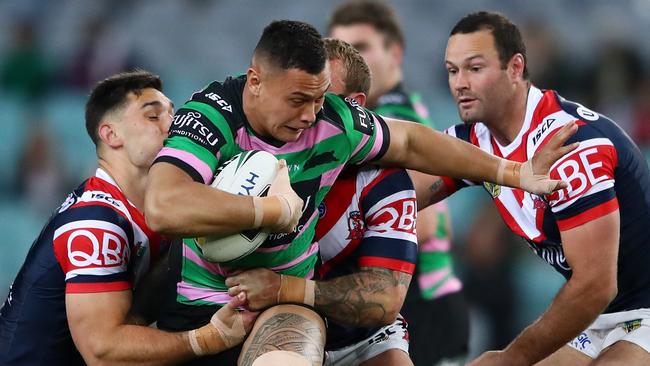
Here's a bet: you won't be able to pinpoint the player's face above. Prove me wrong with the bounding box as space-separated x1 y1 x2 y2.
328 58 367 107
445 30 514 124
118 88 173 168
328 58 347 95
257 66 330 142
330 24 398 100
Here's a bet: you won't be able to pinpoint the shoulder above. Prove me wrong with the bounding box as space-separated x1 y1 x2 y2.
188 76 244 114
526 90 620 157
322 93 377 136
359 167 415 212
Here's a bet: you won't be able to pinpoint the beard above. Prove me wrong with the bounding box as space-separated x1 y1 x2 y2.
458 105 481 125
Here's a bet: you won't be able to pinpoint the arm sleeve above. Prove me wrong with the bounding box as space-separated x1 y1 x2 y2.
52 205 134 293
324 94 391 165
357 169 418 274
545 127 619 231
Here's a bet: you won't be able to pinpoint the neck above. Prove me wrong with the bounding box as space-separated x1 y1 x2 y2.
97 156 148 211
368 69 402 109
488 82 531 146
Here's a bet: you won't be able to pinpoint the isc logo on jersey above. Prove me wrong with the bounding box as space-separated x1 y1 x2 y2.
54 220 129 277
547 139 616 207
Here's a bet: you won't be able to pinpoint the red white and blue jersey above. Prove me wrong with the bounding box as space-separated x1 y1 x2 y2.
0 169 163 366
443 86 650 313
315 166 418 350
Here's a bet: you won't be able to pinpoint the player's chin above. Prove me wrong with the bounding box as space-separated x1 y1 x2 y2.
459 110 479 125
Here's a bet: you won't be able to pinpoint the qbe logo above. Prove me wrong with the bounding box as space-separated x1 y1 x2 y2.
551 144 612 203
54 220 129 270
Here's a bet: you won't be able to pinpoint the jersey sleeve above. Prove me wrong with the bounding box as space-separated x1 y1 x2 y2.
357 169 418 274
52 205 134 293
544 124 619 231
153 82 236 184
323 94 391 165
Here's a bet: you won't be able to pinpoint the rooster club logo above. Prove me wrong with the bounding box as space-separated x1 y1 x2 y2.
346 211 365 240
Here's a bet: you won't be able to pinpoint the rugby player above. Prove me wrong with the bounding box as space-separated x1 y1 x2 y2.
415 11 650 365
146 20 575 366
227 38 415 366
0 71 257 365
329 2 469 364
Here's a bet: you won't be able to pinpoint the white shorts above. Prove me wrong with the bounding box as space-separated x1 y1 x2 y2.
324 315 409 366
568 308 650 358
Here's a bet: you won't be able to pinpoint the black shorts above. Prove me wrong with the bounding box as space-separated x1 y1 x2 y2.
401 291 470 365
156 242 241 366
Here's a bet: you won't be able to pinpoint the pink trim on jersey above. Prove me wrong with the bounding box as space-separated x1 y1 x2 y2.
305 269 314 280
319 165 347 191
418 268 452 290
432 277 463 298
250 212 319 253
292 210 319 242
270 241 319 271
420 237 451 252
254 243 292 253
351 133 370 159
177 281 233 304
183 243 228 276
157 147 213 184
361 115 385 163
235 121 342 154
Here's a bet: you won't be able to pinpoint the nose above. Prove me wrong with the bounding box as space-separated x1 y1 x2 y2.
451 69 469 94
299 102 318 126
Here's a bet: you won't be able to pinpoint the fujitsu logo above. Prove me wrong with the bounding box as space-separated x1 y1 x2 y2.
172 111 219 146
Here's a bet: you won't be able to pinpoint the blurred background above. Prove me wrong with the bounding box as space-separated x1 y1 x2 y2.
0 0 649 359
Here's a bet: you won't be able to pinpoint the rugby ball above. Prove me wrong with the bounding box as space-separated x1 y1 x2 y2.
197 150 279 262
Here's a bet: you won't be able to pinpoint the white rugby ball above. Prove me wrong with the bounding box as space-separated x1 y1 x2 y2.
197 150 279 262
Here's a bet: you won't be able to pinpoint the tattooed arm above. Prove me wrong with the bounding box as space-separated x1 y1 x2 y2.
226 267 411 328
408 170 453 209
315 267 411 327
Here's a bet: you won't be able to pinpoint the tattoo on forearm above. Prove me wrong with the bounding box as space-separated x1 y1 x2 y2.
314 268 411 327
429 179 445 195
240 312 324 366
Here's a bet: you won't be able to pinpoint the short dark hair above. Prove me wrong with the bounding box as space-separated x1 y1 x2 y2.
328 0 405 48
324 38 371 95
253 20 326 75
85 70 162 146
450 11 529 79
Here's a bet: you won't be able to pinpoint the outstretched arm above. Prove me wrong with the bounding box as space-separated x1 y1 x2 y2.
377 118 578 195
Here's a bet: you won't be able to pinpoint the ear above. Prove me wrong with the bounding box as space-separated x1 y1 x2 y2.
389 42 404 67
97 122 123 149
349 92 367 107
246 67 262 96
509 53 526 81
